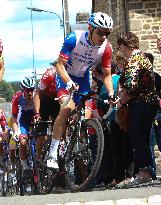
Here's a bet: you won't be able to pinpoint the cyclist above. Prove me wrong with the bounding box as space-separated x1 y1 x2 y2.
0 38 5 82
11 76 36 174
0 109 8 174
47 12 114 169
33 62 60 160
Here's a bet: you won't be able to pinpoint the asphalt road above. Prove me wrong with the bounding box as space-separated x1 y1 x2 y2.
0 183 161 205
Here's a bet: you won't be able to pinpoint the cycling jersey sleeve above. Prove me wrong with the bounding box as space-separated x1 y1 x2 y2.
38 68 56 91
0 38 3 55
59 32 77 61
0 111 7 127
102 43 112 71
12 92 21 116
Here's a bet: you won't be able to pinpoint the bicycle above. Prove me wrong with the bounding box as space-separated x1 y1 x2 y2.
35 120 67 194
0 133 18 197
63 90 109 192
0 140 10 196
12 125 40 196
36 90 111 193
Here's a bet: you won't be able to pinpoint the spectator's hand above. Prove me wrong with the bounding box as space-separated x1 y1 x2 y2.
109 93 118 105
33 113 41 123
154 119 158 126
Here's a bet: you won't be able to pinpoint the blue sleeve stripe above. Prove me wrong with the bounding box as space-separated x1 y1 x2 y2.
60 32 77 56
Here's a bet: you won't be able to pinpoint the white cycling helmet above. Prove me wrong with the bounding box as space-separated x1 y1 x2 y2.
21 76 36 89
88 12 113 29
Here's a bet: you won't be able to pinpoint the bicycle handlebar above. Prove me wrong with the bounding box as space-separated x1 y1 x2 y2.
35 120 53 124
61 89 110 107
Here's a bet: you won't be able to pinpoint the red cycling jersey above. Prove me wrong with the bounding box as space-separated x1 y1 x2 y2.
0 110 7 127
0 38 3 54
38 68 57 97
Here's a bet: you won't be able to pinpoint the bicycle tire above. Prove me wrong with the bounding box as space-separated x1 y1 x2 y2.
65 118 104 192
16 160 24 196
37 137 58 194
1 162 9 196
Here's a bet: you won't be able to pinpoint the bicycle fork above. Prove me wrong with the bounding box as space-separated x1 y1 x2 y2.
29 139 38 185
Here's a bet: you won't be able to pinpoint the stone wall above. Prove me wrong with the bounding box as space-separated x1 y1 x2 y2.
93 0 161 72
128 0 161 71
93 0 126 53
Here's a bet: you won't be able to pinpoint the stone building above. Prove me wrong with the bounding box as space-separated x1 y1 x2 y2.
93 0 161 72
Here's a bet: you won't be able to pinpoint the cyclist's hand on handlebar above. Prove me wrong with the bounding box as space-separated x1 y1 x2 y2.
33 113 41 123
12 132 19 142
66 80 79 91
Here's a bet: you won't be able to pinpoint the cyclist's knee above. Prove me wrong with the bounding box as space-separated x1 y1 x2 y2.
19 134 28 146
9 144 16 150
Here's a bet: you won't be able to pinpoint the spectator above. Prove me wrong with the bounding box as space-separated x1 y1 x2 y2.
117 32 159 185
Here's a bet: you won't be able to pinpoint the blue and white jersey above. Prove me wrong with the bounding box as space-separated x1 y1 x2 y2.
12 91 34 125
59 30 112 77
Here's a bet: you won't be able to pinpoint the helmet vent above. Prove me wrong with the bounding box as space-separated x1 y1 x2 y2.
105 21 108 27
101 14 105 20
98 20 103 25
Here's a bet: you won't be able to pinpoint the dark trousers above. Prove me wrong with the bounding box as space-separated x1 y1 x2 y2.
129 102 158 170
110 121 134 181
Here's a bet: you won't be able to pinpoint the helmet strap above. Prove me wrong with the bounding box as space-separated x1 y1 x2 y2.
89 27 96 45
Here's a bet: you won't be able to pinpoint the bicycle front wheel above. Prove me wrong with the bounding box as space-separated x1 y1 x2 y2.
65 118 104 192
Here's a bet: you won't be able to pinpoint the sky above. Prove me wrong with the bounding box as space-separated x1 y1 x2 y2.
0 0 92 82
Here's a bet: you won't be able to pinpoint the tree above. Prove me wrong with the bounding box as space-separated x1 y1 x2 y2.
0 80 15 102
10 81 20 93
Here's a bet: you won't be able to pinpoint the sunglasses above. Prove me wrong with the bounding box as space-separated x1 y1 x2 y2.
96 29 111 38
23 88 34 92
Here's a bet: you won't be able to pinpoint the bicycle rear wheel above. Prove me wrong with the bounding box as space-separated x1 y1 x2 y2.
65 118 104 192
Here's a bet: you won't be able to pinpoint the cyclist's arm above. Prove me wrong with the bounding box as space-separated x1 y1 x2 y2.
56 57 71 84
33 89 41 114
0 56 4 82
103 69 113 96
56 32 76 84
11 92 20 135
11 114 19 135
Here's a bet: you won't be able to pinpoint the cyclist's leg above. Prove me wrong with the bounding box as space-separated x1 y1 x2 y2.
9 129 16 163
52 71 91 140
0 129 8 173
0 133 3 173
47 103 75 168
47 74 75 168
19 125 29 171
36 99 48 160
